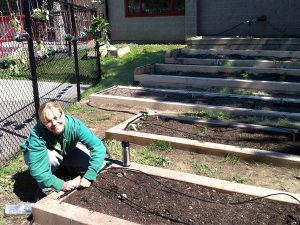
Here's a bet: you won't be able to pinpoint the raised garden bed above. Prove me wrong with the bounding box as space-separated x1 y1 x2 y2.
148 70 300 83
172 48 300 59
165 57 300 69
186 37 300 51
129 114 300 154
106 113 300 167
175 53 300 62
134 73 300 95
150 64 300 80
90 86 300 120
100 86 300 113
33 164 300 225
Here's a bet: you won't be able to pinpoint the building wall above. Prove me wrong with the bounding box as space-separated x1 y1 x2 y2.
197 0 300 37
107 0 185 43
185 0 198 38
106 0 299 42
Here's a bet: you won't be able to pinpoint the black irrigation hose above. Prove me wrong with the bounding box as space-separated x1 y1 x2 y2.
204 18 300 38
87 102 149 129
124 113 146 130
92 183 191 225
106 167 300 206
206 21 246 36
230 192 300 205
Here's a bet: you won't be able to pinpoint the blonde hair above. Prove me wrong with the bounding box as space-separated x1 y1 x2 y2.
38 101 64 124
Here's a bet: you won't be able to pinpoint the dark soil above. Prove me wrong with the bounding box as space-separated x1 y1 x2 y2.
64 167 300 225
178 53 300 62
129 115 300 155
103 88 300 113
151 70 300 83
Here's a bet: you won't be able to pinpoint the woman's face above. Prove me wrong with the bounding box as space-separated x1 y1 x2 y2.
43 107 65 136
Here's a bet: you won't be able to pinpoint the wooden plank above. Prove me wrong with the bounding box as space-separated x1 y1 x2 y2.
180 48 300 59
155 63 300 76
164 58 300 69
135 74 300 94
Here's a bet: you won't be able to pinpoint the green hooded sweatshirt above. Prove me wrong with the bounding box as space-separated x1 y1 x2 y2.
21 115 106 192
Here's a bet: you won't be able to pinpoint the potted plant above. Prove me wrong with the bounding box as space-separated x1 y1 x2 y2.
13 32 30 42
35 41 54 60
88 16 110 45
84 16 110 76
78 28 92 41
32 1 49 23
0 49 28 75
64 33 74 42
10 13 30 42
0 58 16 70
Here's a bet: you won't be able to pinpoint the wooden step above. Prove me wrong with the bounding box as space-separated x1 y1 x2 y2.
155 63 300 77
165 58 300 69
179 48 300 59
187 37 300 51
134 73 300 95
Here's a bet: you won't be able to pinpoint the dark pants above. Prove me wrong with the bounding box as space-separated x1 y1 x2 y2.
24 143 91 187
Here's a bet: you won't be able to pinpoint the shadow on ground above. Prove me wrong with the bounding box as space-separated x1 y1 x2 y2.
13 170 37 203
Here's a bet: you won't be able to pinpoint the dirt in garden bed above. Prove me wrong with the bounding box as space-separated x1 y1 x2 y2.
178 53 300 62
129 115 300 154
64 167 300 225
103 87 300 113
150 70 300 83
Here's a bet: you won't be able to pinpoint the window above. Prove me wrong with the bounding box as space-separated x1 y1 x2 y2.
126 0 185 17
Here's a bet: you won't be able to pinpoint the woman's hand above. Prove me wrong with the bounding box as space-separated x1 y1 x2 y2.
78 177 91 189
61 180 76 191
61 176 81 191
61 176 91 191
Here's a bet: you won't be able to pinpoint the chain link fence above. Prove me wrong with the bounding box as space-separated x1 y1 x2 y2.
0 0 101 167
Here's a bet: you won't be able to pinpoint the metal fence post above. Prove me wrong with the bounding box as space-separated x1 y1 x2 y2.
93 9 102 80
69 4 81 101
23 0 40 119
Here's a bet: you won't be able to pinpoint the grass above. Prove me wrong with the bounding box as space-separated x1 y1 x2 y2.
219 87 254 96
81 43 184 98
1 43 183 86
229 175 248 184
224 154 240 165
185 110 228 120
0 153 26 194
133 150 171 168
220 60 233 67
197 126 209 137
65 102 96 115
85 115 112 123
190 161 217 176
240 72 249 79
105 139 171 168
148 141 172 152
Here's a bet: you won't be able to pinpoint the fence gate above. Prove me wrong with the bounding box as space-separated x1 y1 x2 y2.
0 0 100 167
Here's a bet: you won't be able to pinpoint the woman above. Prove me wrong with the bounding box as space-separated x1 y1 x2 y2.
21 101 106 195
